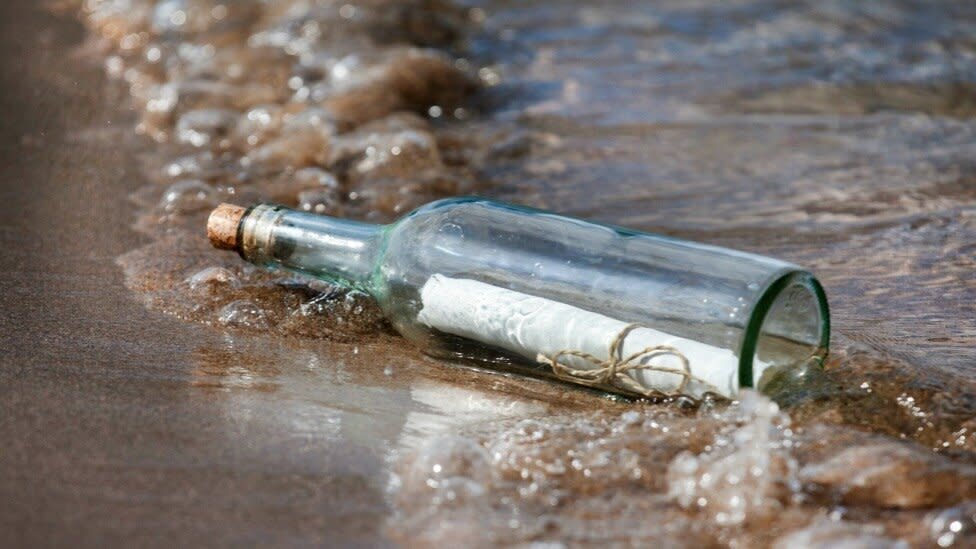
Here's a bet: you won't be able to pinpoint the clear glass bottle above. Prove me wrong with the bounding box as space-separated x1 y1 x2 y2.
207 198 829 399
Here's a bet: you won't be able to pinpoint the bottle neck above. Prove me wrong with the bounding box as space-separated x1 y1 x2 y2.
238 204 383 290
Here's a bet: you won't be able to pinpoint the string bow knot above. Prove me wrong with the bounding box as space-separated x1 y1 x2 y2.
536 323 715 398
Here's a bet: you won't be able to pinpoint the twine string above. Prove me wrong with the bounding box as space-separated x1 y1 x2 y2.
536 323 720 398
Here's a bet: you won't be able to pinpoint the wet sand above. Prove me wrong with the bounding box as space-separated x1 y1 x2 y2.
3 1 976 547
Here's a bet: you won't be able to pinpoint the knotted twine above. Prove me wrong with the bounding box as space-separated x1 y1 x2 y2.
536 323 722 399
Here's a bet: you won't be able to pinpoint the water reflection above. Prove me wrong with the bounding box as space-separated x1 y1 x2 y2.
189 332 557 457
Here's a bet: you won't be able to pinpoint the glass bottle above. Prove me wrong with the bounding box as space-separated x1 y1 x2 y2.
207 198 829 399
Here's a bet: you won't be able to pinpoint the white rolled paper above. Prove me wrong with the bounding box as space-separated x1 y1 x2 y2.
417 274 753 398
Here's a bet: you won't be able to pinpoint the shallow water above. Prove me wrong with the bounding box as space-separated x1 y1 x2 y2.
4 0 976 546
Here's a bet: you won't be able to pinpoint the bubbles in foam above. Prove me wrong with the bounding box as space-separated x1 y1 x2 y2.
927 501 976 548
145 83 178 115
244 129 331 168
352 130 442 178
294 167 339 189
186 266 238 291
217 300 270 329
159 179 218 213
281 107 338 137
298 188 340 213
151 0 190 33
254 167 339 206
233 105 283 147
161 151 236 181
667 391 799 526
175 108 238 147
399 435 492 505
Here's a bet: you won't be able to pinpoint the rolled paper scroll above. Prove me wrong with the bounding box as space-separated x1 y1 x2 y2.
418 274 763 398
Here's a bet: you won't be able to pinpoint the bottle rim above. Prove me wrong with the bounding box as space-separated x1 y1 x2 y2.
738 270 831 390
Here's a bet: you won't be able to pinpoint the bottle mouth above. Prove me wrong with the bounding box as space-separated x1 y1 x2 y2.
236 203 287 263
738 270 830 391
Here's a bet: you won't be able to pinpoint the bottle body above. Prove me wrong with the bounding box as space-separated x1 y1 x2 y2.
227 198 829 398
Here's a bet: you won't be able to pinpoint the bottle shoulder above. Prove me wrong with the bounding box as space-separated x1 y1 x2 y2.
402 195 485 218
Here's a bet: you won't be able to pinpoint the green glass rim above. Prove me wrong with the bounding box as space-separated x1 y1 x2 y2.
737 270 831 389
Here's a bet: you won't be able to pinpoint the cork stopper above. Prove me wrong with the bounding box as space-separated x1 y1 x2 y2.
207 203 247 251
